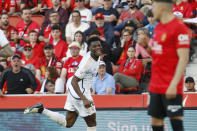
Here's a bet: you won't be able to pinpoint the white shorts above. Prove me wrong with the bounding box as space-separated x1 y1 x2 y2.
64 93 96 117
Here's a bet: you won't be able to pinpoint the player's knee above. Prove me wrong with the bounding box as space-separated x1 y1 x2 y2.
151 117 164 126
66 122 74 128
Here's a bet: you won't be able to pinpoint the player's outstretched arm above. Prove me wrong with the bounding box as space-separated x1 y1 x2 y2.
71 76 92 108
0 44 13 57
166 48 189 99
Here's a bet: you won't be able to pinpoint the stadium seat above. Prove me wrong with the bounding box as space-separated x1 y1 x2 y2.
9 15 44 28
31 15 44 27
9 15 21 28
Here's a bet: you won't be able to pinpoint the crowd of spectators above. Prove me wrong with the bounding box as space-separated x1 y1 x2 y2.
0 0 197 95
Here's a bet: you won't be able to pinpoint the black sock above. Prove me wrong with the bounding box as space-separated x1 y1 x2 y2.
170 119 184 131
152 125 164 131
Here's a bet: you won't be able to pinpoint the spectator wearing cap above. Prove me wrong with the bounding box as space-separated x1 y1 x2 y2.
43 0 69 25
0 54 38 95
184 76 196 92
61 41 83 82
35 44 62 82
84 13 115 46
140 0 152 16
39 11 66 43
117 0 144 26
21 43 39 67
16 8 40 46
92 61 116 95
68 0 92 24
92 0 119 26
65 10 90 44
27 30 45 58
0 0 18 14
50 25 68 61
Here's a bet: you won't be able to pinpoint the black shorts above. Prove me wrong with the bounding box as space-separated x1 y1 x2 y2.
148 92 183 118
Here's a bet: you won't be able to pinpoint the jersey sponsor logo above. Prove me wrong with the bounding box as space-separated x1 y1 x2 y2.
167 105 182 112
20 78 24 82
152 41 163 54
178 34 189 45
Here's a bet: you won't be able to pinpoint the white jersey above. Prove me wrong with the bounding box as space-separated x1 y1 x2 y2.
0 29 9 47
67 51 100 100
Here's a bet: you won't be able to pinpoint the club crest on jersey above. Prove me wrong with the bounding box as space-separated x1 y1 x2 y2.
161 33 167 42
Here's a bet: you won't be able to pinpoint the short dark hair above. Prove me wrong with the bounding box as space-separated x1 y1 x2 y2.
89 29 101 36
1 12 8 17
147 9 153 17
71 10 81 17
87 37 101 49
21 7 31 14
51 24 61 31
29 30 38 35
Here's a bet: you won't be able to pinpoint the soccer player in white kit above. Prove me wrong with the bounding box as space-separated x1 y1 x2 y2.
24 37 103 131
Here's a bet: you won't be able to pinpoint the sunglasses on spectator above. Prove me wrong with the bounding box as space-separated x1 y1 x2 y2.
24 48 32 51
75 0 83 2
104 0 111 1
127 0 135 3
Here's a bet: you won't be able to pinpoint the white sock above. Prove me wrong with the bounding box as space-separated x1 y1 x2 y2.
87 126 96 131
42 109 67 127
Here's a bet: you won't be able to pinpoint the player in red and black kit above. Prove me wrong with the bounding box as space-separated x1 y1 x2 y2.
148 0 190 131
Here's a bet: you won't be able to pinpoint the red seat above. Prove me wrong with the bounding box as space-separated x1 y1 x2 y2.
115 83 138 94
9 15 44 28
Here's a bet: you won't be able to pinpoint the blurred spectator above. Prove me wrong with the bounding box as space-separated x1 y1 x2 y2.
16 8 40 46
27 30 45 58
189 0 197 17
50 24 68 61
84 13 114 46
0 54 37 94
86 29 123 75
0 29 13 57
144 10 158 38
0 58 9 70
60 41 83 82
21 43 39 67
35 44 62 82
92 61 115 95
24 64 41 92
66 31 88 58
172 0 194 18
43 0 69 25
39 66 59 93
117 0 144 25
0 0 18 15
41 0 53 9
89 0 103 8
136 28 151 59
184 76 196 92
116 29 135 65
65 10 89 44
93 0 119 26
44 79 56 94
140 0 152 16
69 0 92 24
20 0 42 14
114 46 143 90
0 65 4 78
39 11 66 43
115 3 125 16
0 13 17 41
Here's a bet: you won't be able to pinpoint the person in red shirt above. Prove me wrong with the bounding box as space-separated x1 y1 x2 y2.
116 29 134 65
21 43 39 67
60 41 83 82
114 46 143 90
172 0 194 18
20 0 42 14
17 8 40 46
50 25 68 61
0 0 18 14
0 12 17 41
35 44 63 82
148 0 190 131
27 30 45 58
